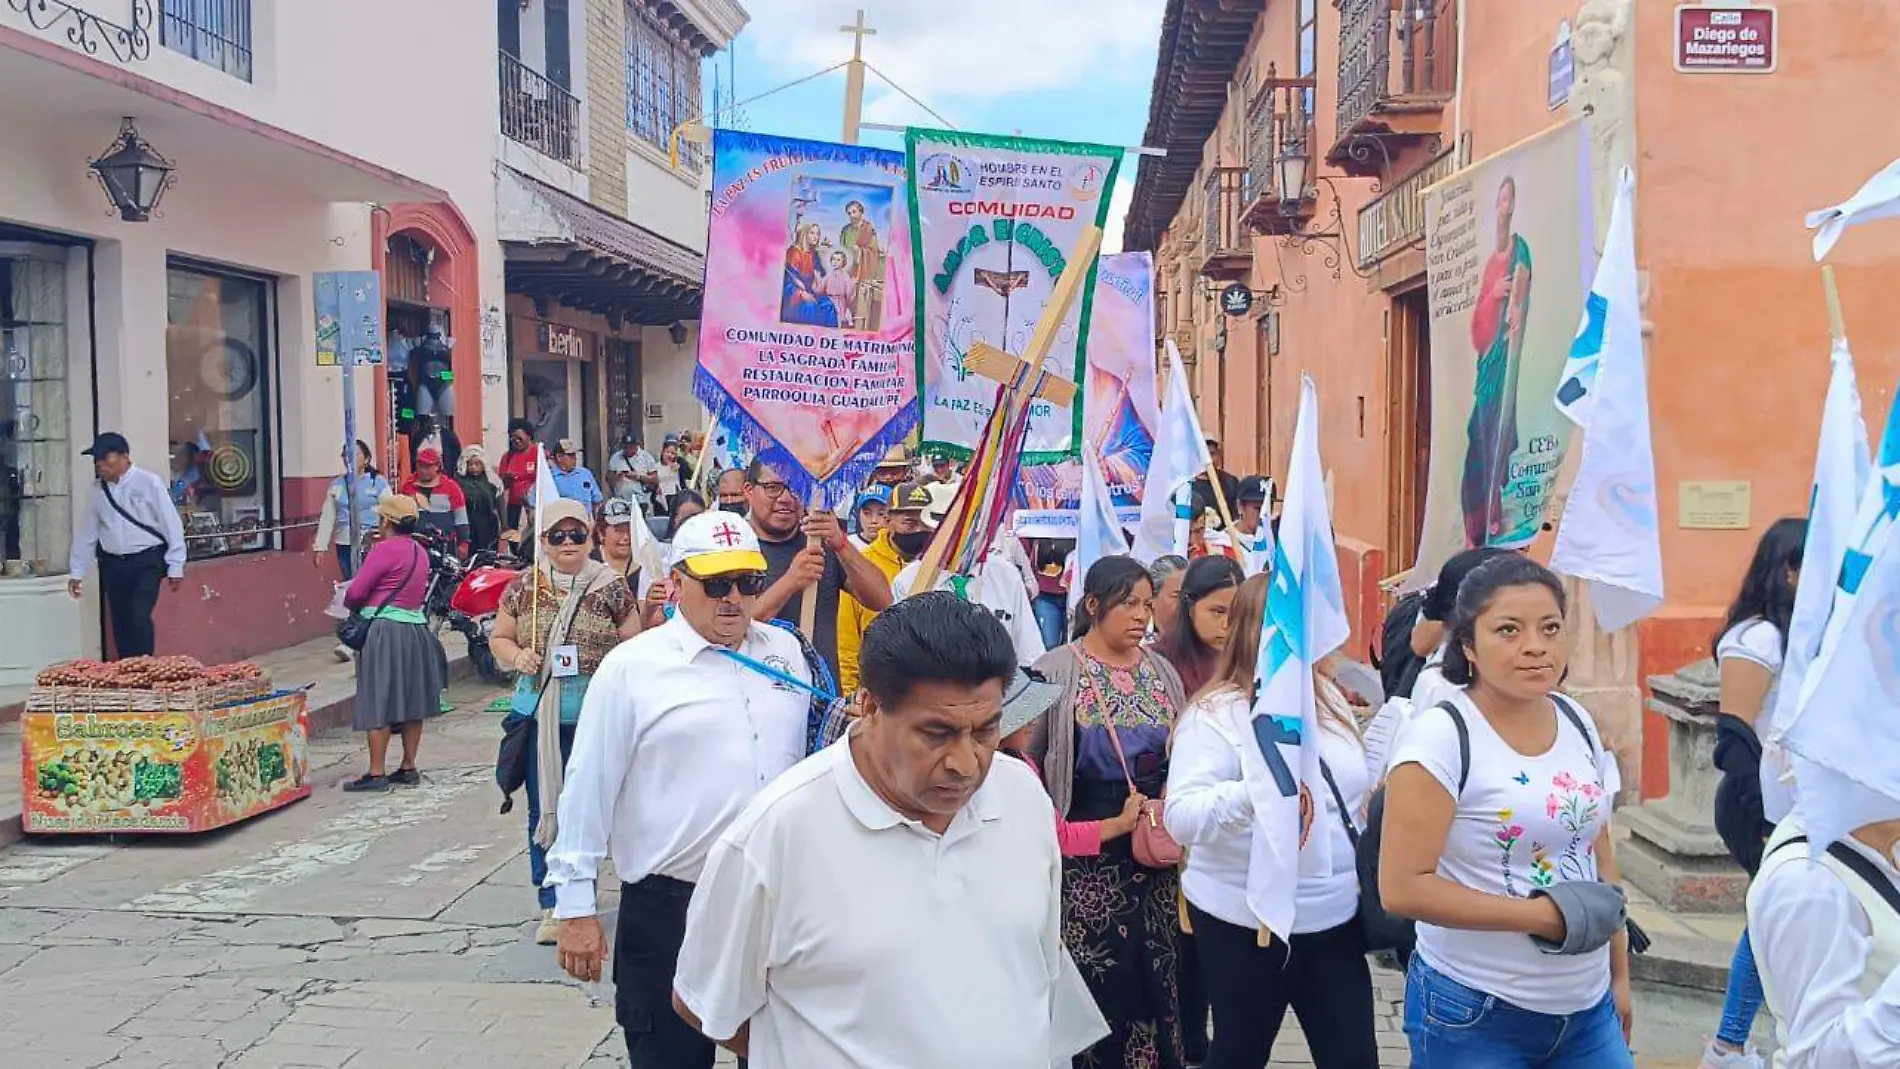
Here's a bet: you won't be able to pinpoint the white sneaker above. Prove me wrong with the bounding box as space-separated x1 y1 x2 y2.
332 643 353 663
535 908 560 946
1700 1040 1764 1069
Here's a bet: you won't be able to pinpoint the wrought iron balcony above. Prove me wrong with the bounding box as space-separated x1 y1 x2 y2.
1243 68 1318 234
500 50 583 170
1329 0 1457 177
1198 165 1251 281
1356 139 1462 270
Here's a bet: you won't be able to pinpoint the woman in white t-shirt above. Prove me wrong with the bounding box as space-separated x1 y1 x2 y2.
1165 573 1379 1069
1383 555 1633 1068
1701 516 1806 1069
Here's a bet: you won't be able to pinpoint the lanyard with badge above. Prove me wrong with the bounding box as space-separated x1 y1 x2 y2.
717 647 837 703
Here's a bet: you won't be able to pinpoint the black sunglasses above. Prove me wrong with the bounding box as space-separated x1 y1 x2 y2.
545 528 588 546
695 573 769 598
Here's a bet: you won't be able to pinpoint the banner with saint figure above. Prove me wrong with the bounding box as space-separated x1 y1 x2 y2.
694 130 918 505
1413 120 1593 586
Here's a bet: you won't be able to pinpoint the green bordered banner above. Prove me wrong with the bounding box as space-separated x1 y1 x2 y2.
906 128 1123 464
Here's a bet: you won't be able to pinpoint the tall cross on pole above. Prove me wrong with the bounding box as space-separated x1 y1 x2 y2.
839 9 875 145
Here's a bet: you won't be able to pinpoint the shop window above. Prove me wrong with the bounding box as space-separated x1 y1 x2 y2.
625 0 704 172
165 263 273 561
0 249 74 577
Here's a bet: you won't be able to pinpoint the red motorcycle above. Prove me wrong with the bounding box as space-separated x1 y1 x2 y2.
441 547 522 685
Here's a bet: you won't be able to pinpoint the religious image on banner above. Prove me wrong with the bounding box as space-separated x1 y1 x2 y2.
908 128 1123 464
1413 120 1593 584
1015 252 1158 537
696 130 918 503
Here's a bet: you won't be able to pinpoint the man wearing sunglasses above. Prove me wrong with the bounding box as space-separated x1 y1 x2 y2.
742 459 892 681
545 510 812 1069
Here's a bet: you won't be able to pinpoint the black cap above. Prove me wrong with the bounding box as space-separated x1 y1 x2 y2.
620 434 641 446
1237 475 1270 504
81 432 130 458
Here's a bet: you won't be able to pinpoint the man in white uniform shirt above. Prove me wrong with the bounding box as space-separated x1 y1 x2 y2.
672 592 1106 1067
67 432 186 659
547 509 811 1069
888 482 1045 666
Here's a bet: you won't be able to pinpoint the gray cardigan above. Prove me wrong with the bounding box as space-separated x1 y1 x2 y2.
1028 643 1187 819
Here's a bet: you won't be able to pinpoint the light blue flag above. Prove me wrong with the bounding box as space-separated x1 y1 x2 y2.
1758 334 1870 826
1550 170 1664 632
1069 444 1132 620
1237 375 1348 938
1783 387 1900 847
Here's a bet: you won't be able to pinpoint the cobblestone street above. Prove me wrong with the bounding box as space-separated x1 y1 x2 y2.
0 686 1751 1067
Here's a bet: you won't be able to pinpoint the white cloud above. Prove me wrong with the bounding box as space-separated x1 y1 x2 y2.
741 0 1162 106
1101 176 1135 253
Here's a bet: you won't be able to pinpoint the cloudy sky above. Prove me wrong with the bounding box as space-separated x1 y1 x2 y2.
706 0 1166 250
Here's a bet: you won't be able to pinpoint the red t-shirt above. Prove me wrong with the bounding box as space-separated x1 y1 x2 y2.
497 446 537 506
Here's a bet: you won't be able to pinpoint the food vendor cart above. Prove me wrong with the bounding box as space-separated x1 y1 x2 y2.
21 657 311 834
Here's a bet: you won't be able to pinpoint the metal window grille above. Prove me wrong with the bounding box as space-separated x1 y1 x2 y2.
624 2 703 172
160 0 253 82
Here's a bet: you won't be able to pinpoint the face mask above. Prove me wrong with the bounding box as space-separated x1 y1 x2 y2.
891 530 932 559
719 501 746 514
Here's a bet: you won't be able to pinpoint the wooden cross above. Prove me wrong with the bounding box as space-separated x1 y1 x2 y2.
839 10 876 60
912 225 1105 591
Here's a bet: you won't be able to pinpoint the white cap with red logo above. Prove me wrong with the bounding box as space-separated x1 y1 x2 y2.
667 512 768 578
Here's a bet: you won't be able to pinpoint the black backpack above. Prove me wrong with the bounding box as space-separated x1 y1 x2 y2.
1373 591 1427 702
1354 696 1612 960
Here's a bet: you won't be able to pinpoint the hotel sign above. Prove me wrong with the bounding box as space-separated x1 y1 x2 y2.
1675 4 1777 74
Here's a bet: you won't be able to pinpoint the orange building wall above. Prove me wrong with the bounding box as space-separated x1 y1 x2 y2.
1634 0 1900 657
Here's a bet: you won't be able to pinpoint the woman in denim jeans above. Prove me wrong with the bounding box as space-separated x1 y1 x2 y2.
1382 556 1634 1067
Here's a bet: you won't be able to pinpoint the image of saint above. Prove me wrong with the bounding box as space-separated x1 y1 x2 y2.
780 220 841 328
839 199 885 331
1462 176 1533 547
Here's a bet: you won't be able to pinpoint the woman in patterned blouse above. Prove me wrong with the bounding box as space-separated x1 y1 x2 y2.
1030 555 1190 1069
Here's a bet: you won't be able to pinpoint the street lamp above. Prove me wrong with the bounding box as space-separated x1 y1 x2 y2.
88 118 175 223
1275 131 1310 217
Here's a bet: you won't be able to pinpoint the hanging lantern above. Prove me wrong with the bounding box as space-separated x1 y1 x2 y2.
88 118 176 223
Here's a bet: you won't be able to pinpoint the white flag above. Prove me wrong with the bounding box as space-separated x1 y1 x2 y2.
1131 342 1212 563
1782 393 1900 847
532 444 561 535
1237 375 1348 939
626 494 668 593
1070 444 1132 619
1760 336 1870 763
1807 157 1900 262
1549 170 1664 632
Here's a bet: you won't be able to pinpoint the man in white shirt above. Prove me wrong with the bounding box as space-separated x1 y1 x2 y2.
608 433 660 509
547 510 811 1069
672 592 1107 1067
67 432 186 659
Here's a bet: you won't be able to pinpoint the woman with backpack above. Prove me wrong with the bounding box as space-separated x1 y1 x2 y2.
1699 517 1806 1069
1382 555 1633 1067
1165 573 1379 1068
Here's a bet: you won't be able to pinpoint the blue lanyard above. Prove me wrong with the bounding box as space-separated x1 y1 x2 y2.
717 647 837 703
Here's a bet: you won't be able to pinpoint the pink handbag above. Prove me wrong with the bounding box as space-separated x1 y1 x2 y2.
1104 718 1182 868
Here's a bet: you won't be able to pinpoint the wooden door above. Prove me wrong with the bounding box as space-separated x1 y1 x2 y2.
1385 290 1431 575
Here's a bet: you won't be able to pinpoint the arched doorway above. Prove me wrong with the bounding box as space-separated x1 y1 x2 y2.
371 204 482 483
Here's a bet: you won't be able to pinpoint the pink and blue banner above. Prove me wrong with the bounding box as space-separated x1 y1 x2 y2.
694 130 919 505
1014 252 1159 537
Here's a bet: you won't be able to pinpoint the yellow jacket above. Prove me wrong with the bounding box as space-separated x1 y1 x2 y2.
836 529 906 695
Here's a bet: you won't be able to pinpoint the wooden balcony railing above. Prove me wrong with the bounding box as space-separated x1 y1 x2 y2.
500 50 583 170
1356 139 1462 269
1330 0 1457 175
1199 165 1251 280
1243 69 1317 233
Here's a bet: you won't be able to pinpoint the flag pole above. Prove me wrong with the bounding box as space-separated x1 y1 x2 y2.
1821 265 1847 342
1204 463 1239 536
690 409 717 493
799 487 825 638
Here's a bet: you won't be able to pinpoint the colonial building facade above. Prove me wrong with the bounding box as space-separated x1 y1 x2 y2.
1127 0 1900 798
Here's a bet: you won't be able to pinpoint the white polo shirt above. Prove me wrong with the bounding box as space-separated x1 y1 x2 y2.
544 615 810 918
674 740 1108 1068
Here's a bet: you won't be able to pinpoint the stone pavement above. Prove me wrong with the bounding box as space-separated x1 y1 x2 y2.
0 679 1759 1068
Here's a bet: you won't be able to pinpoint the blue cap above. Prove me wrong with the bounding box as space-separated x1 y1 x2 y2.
856 485 893 511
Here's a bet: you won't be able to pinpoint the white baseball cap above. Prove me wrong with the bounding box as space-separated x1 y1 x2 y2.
667 511 768 578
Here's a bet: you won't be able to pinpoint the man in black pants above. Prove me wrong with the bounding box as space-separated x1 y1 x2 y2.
67 433 186 658
544 511 811 1068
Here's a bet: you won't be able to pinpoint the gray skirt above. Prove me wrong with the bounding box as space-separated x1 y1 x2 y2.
353 617 448 731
